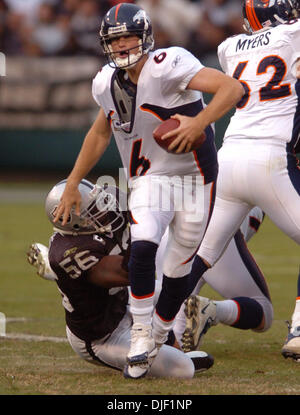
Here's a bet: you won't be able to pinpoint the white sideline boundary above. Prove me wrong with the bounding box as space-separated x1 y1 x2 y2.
1 333 68 343
1 317 68 343
6 317 32 323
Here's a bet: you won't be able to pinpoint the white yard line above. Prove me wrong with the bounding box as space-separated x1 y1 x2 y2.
6 317 33 323
0 188 47 203
2 333 68 343
1 317 68 343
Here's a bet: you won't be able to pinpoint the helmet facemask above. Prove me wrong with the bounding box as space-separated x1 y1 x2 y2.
46 180 127 236
99 4 154 69
81 185 126 234
102 31 144 69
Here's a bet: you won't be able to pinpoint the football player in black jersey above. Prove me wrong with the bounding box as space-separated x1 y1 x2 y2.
27 179 213 379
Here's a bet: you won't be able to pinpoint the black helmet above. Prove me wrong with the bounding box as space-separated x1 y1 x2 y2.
243 0 298 34
99 3 154 68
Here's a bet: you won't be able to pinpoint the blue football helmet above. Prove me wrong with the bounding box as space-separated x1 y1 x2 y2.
243 0 298 33
99 3 154 68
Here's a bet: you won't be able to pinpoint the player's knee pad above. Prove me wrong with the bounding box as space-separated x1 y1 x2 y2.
173 220 203 248
130 218 161 244
162 256 194 279
251 298 273 333
162 229 202 278
231 297 264 330
130 209 170 245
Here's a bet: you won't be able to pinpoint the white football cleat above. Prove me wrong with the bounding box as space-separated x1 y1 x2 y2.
27 243 57 281
281 321 300 362
124 323 158 379
181 295 218 353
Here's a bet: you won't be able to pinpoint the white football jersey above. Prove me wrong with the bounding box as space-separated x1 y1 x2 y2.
218 19 300 146
92 47 218 183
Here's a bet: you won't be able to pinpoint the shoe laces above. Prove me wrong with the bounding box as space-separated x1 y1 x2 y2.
129 324 153 355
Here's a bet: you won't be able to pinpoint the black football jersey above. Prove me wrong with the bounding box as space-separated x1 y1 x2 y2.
48 229 129 342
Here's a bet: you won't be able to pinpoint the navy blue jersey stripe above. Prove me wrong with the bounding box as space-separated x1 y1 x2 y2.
141 99 204 119
249 216 261 232
193 125 218 184
286 140 300 196
234 230 271 301
286 143 300 196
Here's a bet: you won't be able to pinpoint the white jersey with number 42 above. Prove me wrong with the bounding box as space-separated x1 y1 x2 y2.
218 19 300 146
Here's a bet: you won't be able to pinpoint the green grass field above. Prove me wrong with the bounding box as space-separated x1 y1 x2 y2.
0 183 300 396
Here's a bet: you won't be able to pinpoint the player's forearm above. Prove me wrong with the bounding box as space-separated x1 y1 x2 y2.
67 130 110 186
197 80 244 129
67 108 112 186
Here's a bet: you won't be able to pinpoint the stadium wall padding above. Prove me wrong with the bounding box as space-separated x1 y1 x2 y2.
0 128 122 172
0 115 230 173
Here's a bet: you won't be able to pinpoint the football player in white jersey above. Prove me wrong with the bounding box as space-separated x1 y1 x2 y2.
164 0 300 361
52 3 244 378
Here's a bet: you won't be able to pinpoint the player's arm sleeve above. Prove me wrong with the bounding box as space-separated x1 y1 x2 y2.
92 68 111 110
161 47 204 93
92 72 113 123
92 73 102 107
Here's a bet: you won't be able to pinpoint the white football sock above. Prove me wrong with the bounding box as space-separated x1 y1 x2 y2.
291 299 300 330
129 290 154 326
215 299 239 326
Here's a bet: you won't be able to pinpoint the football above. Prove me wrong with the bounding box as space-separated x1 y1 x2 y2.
153 118 206 153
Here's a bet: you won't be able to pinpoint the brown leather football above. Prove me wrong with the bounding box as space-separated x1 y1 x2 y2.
153 118 206 153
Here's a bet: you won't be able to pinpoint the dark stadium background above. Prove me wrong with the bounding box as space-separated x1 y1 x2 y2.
0 0 246 182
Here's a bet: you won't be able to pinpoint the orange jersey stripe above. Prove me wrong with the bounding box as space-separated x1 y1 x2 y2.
140 106 164 121
129 211 138 224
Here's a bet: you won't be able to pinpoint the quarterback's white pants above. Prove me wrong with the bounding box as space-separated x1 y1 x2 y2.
66 306 195 379
199 139 300 266
129 175 214 277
